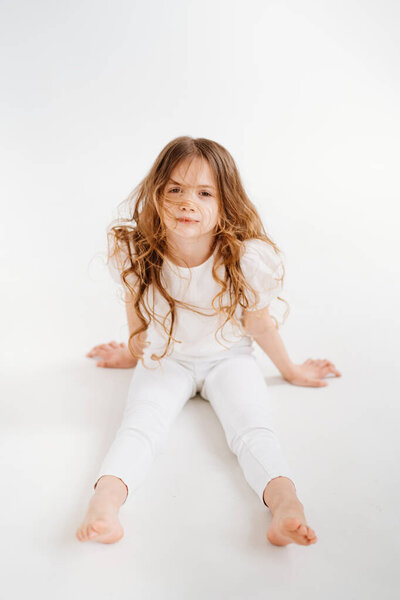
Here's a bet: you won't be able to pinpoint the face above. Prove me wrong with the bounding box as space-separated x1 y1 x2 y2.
161 156 220 240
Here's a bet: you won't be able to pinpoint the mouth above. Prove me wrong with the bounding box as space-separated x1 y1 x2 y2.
176 218 199 223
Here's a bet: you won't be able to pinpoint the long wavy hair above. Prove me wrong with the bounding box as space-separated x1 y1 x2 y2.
107 136 289 368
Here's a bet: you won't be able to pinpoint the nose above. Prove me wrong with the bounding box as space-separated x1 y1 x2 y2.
178 199 199 221
179 194 197 212
180 204 196 213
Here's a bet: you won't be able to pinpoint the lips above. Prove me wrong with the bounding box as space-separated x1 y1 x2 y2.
177 217 199 223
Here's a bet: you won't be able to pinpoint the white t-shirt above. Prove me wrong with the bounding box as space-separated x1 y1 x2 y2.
108 238 284 367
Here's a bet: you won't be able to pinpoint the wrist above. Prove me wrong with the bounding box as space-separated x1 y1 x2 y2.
125 346 139 368
280 362 298 381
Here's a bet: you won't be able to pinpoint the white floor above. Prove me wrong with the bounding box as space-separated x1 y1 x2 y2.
2 1 399 596
2 296 399 600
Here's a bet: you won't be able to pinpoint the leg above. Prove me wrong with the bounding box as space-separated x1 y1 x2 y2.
93 358 195 498
76 358 195 544
201 353 295 505
201 353 317 546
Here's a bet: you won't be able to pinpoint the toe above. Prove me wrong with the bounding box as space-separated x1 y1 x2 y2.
295 524 312 545
298 524 308 536
304 527 317 544
306 527 316 539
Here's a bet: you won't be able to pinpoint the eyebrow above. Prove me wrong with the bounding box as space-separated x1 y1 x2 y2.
168 178 216 190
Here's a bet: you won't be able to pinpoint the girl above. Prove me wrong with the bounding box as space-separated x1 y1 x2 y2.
76 136 341 547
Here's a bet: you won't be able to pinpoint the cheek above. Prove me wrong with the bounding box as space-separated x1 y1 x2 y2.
201 206 217 224
160 203 175 222
211 205 220 223
205 201 219 218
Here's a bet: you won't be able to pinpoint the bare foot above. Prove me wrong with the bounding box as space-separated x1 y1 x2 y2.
76 492 124 544
266 501 318 546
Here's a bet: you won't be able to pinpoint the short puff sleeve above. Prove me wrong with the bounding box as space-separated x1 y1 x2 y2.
107 243 139 298
240 239 284 311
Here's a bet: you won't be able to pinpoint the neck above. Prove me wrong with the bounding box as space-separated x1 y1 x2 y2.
165 233 217 268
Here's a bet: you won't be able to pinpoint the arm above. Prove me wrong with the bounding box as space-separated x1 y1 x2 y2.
125 297 147 367
242 306 295 380
242 306 341 386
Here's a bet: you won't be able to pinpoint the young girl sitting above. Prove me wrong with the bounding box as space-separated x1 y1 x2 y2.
76 136 341 547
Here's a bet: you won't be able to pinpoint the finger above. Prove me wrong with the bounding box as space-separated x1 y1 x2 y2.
119 343 126 347
87 344 108 355
87 350 102 357
86 347 100 356
311 379 328 387
95 343 113 350
320 365 334 375
96 361 108 367
330 365 341 376
313 360 340 377
92 348 109 357
319 358 331 367
320 359 341 375
109 341 119 348
318 360 333 368
314 358 333 367
322 365 341 377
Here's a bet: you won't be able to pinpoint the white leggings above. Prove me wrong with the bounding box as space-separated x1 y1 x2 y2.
94 347 296 507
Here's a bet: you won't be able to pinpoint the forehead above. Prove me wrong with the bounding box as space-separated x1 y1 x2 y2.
169 157 216 188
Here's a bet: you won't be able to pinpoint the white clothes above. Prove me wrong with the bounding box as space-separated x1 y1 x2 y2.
108 238 284 368
94 347 296 506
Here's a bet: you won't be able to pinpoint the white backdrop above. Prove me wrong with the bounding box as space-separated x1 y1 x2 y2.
1 1 399 599
1 0 399 367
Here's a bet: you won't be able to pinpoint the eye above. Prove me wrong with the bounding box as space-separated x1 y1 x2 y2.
168 188 212 197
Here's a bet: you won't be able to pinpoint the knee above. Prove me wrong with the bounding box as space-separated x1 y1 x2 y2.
118 412 168 458
230 425 277 454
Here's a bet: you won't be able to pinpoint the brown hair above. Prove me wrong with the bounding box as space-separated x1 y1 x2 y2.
107 135 289 368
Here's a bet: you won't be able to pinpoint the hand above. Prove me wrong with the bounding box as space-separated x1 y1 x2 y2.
283 358 341 387
86 341 138 369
